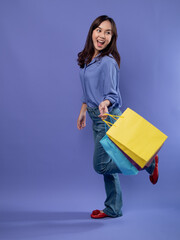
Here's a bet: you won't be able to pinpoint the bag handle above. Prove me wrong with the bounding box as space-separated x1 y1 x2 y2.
102 113 123 128
103 113 120 121
103 119 113 128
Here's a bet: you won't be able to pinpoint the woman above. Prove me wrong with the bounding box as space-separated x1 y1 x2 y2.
77 15 159 219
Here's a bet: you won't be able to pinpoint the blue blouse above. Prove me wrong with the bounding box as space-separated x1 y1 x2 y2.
79 55 122 111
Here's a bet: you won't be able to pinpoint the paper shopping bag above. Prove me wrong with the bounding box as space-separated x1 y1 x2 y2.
106 108 168 168
100 135 139 175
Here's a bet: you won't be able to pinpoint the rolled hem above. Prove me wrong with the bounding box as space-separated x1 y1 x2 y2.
103 209 123 218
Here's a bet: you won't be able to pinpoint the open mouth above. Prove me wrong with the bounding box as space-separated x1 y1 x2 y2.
97 40 105 47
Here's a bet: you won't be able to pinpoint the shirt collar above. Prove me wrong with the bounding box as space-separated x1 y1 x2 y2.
85 53 113 68
85 53 101 67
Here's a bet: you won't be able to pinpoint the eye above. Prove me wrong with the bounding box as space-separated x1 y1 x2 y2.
106 31 111 35
97 29 101 33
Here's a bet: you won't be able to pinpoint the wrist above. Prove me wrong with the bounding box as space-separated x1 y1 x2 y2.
103 100 111 107
81 103 87 114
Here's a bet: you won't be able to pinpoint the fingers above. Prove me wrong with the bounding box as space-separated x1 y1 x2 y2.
98 105 108 120
77 122 80 130
98 113 108 120
77 120 86 130
77 120 82 130
81 122 86 129
99 103 108 116
98 109 108 119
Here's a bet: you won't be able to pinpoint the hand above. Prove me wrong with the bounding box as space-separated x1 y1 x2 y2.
98 100 111 120
77 112 86 130
77 104 87 130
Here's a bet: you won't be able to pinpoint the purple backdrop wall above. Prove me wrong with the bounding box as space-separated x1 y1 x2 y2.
0 0 180 213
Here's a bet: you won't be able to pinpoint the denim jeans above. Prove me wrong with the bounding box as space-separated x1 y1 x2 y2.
87 107 155 217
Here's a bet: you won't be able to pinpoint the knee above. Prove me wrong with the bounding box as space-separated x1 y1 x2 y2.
93 163 107 175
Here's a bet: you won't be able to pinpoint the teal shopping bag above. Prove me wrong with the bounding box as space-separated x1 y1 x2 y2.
100 135 139 175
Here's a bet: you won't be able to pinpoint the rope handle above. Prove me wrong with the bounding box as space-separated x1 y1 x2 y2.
103 113 123 121
102 113 124 128
103 119 113 128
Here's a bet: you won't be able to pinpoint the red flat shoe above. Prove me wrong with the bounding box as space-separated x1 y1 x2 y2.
91 210 109 219
92 209 100 215
149 155 159 184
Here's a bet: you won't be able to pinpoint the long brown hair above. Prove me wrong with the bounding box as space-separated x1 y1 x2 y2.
77 15 120 68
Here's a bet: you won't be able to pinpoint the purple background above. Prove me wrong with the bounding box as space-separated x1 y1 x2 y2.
0 0 180 239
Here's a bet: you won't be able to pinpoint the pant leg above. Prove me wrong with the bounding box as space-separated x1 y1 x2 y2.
92 119 121 175
88 107 123 217
103 174 123 217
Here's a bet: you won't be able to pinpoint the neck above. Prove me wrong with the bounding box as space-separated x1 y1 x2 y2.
92 51 100 61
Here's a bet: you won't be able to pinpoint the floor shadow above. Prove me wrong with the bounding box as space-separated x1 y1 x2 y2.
0 211 91 222
0 211 104 239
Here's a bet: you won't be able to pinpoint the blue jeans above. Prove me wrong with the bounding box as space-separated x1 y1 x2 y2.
87 107 155 218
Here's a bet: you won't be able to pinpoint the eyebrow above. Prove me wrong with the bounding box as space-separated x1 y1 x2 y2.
97 27 112 31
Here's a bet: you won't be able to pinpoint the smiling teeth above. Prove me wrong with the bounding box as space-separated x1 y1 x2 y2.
98 40 105 43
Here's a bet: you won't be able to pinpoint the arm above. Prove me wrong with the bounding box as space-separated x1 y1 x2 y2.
98 59 119 119
77 103 87 130
102 59 120 109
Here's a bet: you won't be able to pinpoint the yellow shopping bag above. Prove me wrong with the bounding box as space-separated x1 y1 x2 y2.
106 108 168 168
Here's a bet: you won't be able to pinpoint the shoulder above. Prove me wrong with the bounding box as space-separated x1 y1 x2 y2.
100 55 119 70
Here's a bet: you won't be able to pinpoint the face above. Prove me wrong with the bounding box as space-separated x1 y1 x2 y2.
92 20 112 55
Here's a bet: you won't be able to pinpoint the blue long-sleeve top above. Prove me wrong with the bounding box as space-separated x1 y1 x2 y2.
79 55 122 111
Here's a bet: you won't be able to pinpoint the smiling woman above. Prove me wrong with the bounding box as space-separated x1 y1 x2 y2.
77 15 123 219
77 15 120 68
92 21 112 58
76 15 158 219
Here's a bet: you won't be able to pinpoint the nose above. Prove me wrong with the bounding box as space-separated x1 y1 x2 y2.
99 31 105 38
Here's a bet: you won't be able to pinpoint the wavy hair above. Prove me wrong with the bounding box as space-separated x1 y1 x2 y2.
77 15 120 68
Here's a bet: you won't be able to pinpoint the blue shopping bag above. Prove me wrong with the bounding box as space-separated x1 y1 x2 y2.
100 134 139 175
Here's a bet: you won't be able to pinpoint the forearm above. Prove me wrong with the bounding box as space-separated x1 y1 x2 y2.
80 103 87 114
